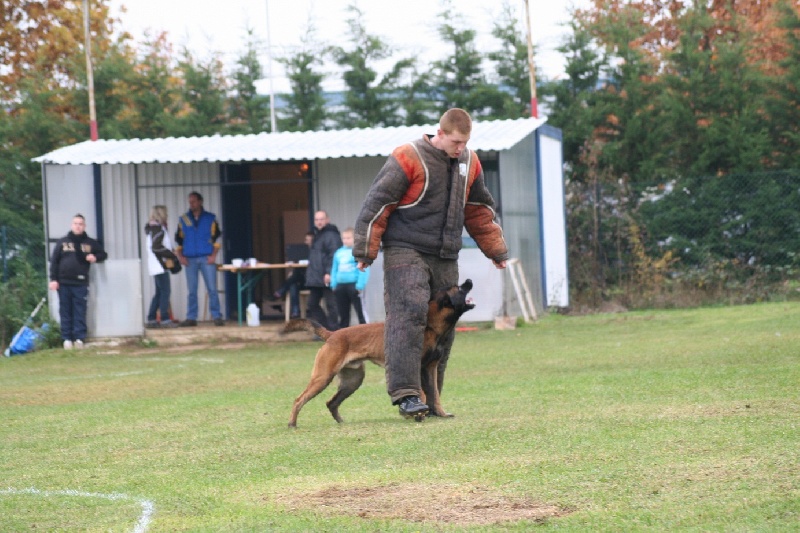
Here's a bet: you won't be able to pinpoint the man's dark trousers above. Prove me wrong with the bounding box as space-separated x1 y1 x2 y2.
58 284 89 341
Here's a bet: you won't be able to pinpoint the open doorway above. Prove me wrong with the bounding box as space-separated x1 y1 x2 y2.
221 161 312 320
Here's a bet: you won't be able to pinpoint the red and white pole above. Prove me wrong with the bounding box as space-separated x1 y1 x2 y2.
523 0 538 118
83 0 98 140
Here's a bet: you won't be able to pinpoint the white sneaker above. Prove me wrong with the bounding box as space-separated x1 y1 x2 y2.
75 340 84 350
63 340 73 350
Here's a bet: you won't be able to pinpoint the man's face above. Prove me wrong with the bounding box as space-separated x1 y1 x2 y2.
314 212 328 230
188 195 202 212
438 129 470 158
71 217 86 235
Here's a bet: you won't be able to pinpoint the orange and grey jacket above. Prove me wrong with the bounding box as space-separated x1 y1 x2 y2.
353 135 508 264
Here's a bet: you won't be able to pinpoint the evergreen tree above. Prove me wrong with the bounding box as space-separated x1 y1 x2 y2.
765 0 800 169
432 0 506 118
488 1 534 118
653 6 771 176
90 40 141 139
169 49 229 137
125 32 183 138
0 74 61 233
394 60 439 126
330 3 403 128
229 29 270 134
542 19 607 181
277 20 327 132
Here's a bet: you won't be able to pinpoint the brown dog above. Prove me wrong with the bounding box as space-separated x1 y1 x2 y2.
286 279 475 427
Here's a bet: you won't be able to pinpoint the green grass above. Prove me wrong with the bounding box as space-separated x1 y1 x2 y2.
2 302 799 531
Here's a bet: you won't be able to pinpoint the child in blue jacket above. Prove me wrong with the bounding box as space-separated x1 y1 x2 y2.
331 228 369 328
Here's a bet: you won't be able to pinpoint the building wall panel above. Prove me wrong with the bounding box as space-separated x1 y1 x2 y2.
316 156 384 229
498 134 545 314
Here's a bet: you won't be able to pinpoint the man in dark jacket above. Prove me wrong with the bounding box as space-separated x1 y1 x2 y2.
354 108 508 420
48 214 108 350
305 210 342 330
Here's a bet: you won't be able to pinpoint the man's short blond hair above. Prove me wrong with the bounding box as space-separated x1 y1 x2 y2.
439 108 473 135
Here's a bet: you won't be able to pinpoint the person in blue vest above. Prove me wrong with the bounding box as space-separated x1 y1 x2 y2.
175 191 224 327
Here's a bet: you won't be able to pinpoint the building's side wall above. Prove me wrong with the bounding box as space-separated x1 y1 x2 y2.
536 126 569 307
44 164 144 337
498 134 545 315
45 164 97 242
316 156 384 230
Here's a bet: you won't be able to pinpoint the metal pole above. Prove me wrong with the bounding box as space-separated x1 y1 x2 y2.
266 0 277 133
83 0 98 140
523 0 538 118
2 226 7 283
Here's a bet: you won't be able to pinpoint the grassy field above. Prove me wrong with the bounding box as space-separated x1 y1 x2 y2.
1 302 799 532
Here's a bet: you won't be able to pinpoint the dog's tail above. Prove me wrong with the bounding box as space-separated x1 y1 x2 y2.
281 318 333 341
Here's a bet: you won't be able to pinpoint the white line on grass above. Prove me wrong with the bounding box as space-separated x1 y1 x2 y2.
138 356 225 363
49 370 153 381
45 356 225 382
0 487 154 532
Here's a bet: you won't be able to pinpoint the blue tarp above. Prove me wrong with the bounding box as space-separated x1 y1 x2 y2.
4 325 44 356
4 297 48 357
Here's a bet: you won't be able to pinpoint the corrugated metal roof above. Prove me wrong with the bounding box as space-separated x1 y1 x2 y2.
34 117 547 165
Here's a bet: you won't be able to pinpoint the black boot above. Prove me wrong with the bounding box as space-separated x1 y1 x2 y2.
398 396 429 419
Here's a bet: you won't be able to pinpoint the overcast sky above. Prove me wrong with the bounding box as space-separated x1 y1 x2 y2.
107 0 585 93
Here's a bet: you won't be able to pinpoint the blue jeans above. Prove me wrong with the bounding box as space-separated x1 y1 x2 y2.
58 284 89 341
184 256 221 320
147 272 171 322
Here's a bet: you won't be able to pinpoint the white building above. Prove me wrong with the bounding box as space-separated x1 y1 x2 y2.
35 117 567 337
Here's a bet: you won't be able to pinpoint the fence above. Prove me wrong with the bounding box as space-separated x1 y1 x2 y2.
565 169 800 309
1 224 46 283
0 224 49 349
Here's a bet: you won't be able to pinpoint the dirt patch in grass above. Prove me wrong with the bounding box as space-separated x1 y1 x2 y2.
278 482 570 526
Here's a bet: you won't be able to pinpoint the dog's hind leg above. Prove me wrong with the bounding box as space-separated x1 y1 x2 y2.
288 365 338 428
326 363 366 423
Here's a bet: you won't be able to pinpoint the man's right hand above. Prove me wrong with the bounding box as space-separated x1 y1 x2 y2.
357 261 368 272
